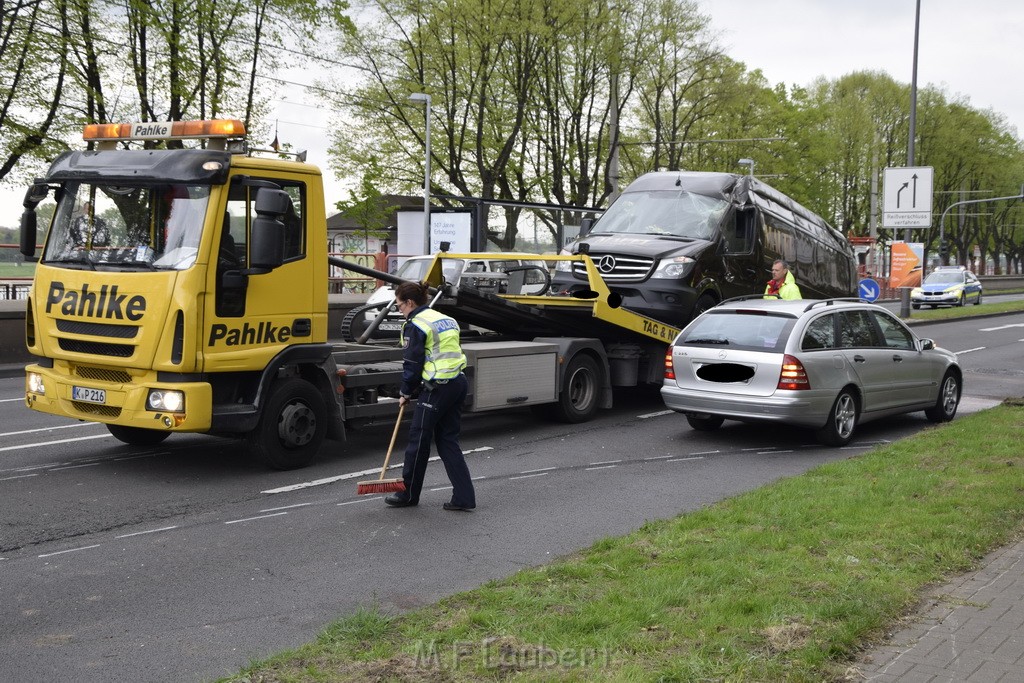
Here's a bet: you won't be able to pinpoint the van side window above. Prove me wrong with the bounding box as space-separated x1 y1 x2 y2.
725 209 754 254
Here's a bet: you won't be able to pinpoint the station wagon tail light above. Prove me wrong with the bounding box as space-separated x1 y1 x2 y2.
664 349 675 380
777 354 810 390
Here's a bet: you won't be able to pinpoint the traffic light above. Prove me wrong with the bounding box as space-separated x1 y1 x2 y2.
939 241 950 259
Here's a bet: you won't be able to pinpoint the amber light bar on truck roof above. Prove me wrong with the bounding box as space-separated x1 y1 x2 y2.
83 119 246 142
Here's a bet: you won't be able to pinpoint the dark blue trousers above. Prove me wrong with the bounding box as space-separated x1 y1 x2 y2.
400 374 475 507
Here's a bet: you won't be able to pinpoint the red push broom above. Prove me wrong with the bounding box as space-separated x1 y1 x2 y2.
356 403 407 495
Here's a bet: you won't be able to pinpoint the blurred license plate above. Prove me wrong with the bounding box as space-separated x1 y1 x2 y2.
378 322 403 331
72 386 106 404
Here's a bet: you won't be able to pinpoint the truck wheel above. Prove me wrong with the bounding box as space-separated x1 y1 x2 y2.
816 388 858 447
686 414 724 431
107 424 171 446
548 354 600 424
247 378 327 470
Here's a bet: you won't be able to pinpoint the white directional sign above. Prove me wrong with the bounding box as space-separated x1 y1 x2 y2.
883 166 934 228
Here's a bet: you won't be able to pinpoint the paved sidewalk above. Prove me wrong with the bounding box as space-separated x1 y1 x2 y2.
856 538 1024 682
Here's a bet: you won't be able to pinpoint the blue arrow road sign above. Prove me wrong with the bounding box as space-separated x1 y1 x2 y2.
859 278 881 302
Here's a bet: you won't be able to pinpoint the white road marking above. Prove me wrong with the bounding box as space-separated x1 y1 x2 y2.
430 485 454 491
115 526 178 539
225 512 288 525
49 462 102 471
955 347 986 355
667 456 706 463
589 459 621 466
338 497 379 506
979 323 1024 331
585 465 618 471
638 410 673 419
0 473 39 482
510 472 549 480
0 423 100 437
39 545 101 559
262 448 491 495
0 433 111 453
644 455 674 461
521 466 556 474
758 449 793 455
690 450 721 456
260 503 313 513
0 397 26 403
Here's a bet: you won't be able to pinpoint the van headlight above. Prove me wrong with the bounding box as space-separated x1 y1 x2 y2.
555 248 574 273
147 389 185 412
651 256 696 279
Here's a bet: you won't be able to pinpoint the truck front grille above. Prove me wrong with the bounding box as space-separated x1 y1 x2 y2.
56 319 138 339
71 402 122 418
76 366 133 383
59 338 134 357
572 253 654 282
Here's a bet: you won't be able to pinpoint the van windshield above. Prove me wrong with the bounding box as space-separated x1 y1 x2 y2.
396 258 466 283
592 189 729 240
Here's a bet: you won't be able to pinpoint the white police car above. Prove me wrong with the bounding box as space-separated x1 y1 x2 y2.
911 266 983 309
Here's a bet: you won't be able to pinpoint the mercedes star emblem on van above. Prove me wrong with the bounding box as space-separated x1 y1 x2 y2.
45 281 146 321
597 255 616 273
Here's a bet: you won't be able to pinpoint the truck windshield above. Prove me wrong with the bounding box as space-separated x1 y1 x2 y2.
592 189 728 240
42 182 211 270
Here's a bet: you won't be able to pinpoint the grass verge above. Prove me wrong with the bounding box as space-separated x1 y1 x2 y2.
906 296 1024 321
225 400 1024 682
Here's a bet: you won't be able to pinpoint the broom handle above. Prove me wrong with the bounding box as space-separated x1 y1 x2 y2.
378 402 406 480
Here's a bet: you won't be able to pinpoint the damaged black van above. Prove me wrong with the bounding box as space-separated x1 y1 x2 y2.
552 171 857 327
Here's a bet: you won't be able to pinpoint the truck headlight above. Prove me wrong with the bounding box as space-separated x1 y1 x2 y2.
651 256 695 279
27 372 45 395
147 389 184 412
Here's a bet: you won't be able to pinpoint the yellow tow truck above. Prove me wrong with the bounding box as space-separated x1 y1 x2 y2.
19 120 678 469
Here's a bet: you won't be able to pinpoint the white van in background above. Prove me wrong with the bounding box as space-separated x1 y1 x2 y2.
341 254 550 341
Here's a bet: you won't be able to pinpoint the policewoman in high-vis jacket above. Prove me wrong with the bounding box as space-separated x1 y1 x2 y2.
384 281 476 511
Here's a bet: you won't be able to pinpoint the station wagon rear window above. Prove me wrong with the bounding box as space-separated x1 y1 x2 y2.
678 310 797 352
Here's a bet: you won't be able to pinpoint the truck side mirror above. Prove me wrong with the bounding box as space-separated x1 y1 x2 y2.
579 217 594 237
248 188 289 272
20 210 38 260
19 182 49 260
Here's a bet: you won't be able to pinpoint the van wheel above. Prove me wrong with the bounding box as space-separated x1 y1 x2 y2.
248 378 327 470
925 371 960 422
107 425 171 446
686 415 724 431
340 303 387 342
816 389 858 447
693 293 717 319
538 354 600 423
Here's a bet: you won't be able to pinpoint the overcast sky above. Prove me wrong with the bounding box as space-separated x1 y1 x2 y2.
2 0 1020 228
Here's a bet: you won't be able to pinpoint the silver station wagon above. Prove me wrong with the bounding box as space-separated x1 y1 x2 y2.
661 298 962 446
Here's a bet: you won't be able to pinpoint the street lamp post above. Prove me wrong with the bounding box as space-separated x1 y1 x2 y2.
737 158 755 177
409 92 432 255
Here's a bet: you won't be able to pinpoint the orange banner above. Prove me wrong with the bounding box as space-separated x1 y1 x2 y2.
889 242 923 289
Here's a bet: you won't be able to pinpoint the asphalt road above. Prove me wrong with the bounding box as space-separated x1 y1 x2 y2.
0 312 1020 682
